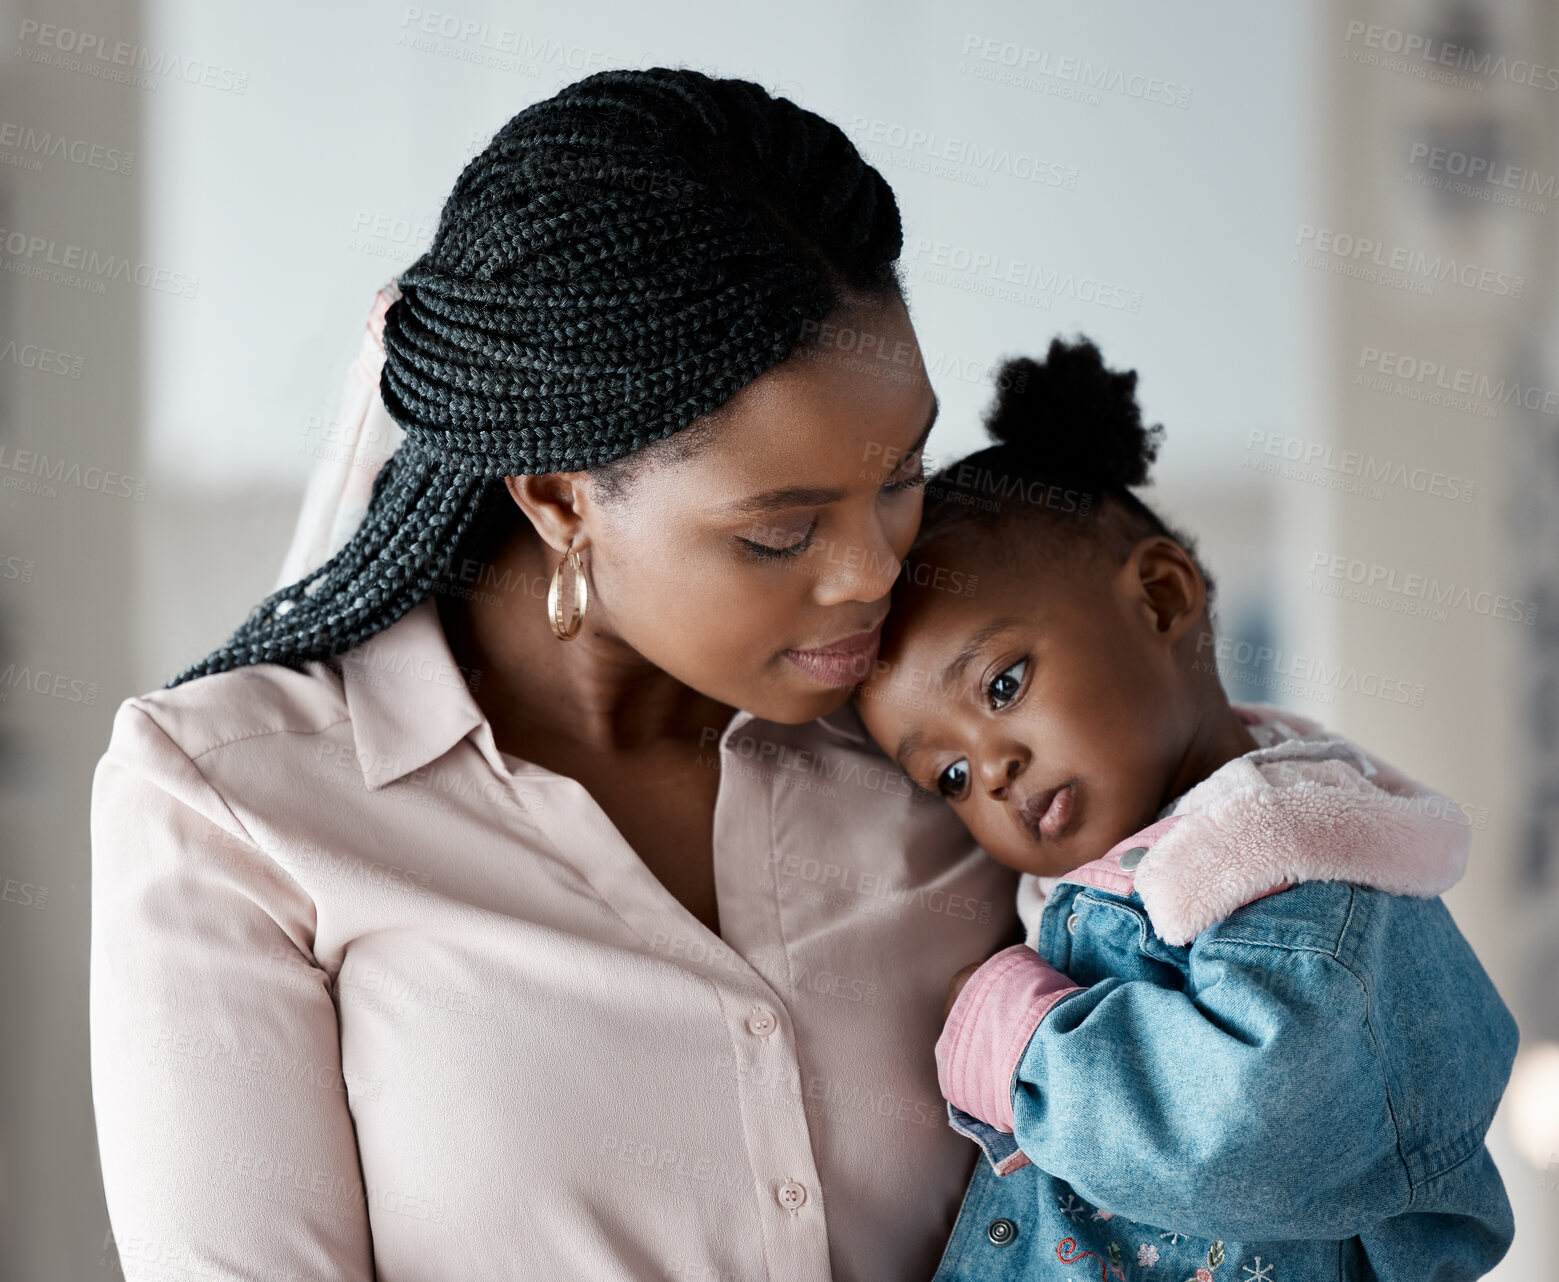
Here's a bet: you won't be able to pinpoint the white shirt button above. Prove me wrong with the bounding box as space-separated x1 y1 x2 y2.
1066 912 1080 934
746 1007 778 1037
776 1180 807 1211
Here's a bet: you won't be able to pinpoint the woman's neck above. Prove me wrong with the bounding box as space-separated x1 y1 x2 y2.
437 526 735 758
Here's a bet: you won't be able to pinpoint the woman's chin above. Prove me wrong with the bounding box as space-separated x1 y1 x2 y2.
722 671 855 727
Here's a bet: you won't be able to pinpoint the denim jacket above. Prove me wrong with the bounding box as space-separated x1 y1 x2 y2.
931 703 1518 1282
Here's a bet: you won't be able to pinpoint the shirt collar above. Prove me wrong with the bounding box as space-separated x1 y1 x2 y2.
339 596 873 789
339 597 494 790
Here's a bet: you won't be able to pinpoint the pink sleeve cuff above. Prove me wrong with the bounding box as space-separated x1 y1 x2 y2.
935 944 1082 1134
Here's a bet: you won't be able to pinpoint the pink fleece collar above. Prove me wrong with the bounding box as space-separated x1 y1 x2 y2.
1053 703 1471 946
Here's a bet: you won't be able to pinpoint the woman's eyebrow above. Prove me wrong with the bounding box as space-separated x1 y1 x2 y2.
719 484 848 517
717 395 940 518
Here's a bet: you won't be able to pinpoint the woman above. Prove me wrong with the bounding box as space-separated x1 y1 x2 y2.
88 69 1019 1280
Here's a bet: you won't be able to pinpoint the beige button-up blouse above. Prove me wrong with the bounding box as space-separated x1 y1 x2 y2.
89 595 1020 1281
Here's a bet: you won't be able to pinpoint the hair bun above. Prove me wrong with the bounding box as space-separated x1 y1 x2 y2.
984 336 1162 490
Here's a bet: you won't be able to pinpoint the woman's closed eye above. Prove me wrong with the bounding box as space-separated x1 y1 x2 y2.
740 517 818 560
742 445 924 560
880 451 926 494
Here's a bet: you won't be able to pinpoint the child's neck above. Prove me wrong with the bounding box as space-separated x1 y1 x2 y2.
1156 698 1261 816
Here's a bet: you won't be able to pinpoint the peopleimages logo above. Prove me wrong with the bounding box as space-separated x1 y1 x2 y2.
0 445 148 501
0 224 199 298
921 348 1030 391
1243 430 1475 504
850 116 1080 190
0 121 133 174
905 237 1144 313
0 337 84 379
1193 634 1426 707
14 19 251 93
958 34 1193 108
1308 552 1537 626
395 8 607 75
1342 20 1559 91
0 662 98 705
1357 346 1559 419
1408 143 1557 199
1295 225 1524 297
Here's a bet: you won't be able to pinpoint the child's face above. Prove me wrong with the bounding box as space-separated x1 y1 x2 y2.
856 538 1198 877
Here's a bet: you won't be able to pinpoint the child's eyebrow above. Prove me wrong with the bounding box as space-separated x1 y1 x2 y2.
892 615 1025 765
944 617 1024 684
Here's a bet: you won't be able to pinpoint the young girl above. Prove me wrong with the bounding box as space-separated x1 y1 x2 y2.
854 339 1518 1282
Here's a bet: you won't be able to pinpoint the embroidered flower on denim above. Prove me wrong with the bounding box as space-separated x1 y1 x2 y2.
1184 1239 1226 1282
1138 1243 1160 1267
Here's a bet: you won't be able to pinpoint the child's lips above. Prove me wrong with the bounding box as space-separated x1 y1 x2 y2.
1019 781 1078 843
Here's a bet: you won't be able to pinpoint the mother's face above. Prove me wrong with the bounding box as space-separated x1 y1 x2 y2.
553 295 936 724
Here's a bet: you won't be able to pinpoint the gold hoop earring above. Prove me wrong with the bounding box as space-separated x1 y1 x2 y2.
547 546 589 641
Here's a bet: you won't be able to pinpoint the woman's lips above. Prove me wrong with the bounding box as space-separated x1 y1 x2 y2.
1020 781 1078 843
781 628 883 688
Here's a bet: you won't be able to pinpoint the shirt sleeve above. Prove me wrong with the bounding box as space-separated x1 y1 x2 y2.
938 936 1413 1241
89 699 377 1281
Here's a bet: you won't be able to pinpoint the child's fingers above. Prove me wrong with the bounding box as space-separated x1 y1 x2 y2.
942 960 985 1021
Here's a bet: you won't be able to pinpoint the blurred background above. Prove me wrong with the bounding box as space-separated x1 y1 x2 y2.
1 0 1556 1277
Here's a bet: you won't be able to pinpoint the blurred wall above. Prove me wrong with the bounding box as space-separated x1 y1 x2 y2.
1310 4 1558 1277
0 0 143 1278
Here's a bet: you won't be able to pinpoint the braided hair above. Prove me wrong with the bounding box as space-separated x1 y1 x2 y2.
913 336 1215 604
168 68 903 688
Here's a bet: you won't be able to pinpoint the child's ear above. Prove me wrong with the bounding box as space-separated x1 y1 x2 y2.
1126 537 1205 642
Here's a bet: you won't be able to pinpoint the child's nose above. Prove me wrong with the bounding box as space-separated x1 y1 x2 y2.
977 750 1025 798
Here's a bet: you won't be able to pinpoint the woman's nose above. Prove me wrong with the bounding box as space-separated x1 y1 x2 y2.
811 515 903 606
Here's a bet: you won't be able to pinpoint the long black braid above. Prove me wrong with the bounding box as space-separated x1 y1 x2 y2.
167 68 903 688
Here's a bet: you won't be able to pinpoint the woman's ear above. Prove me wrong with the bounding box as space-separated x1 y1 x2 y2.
1127 537 1205 643
504 473 592 553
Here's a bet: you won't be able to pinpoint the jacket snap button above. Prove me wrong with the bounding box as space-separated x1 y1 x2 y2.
1119 845 1149 871
987 1217 1018 1246
1066 912 1079 934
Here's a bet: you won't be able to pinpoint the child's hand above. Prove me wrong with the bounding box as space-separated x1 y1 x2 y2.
943 961 984 1021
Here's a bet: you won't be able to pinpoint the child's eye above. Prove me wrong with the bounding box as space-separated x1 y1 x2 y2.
935 758 969 798
987 658 1027 710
